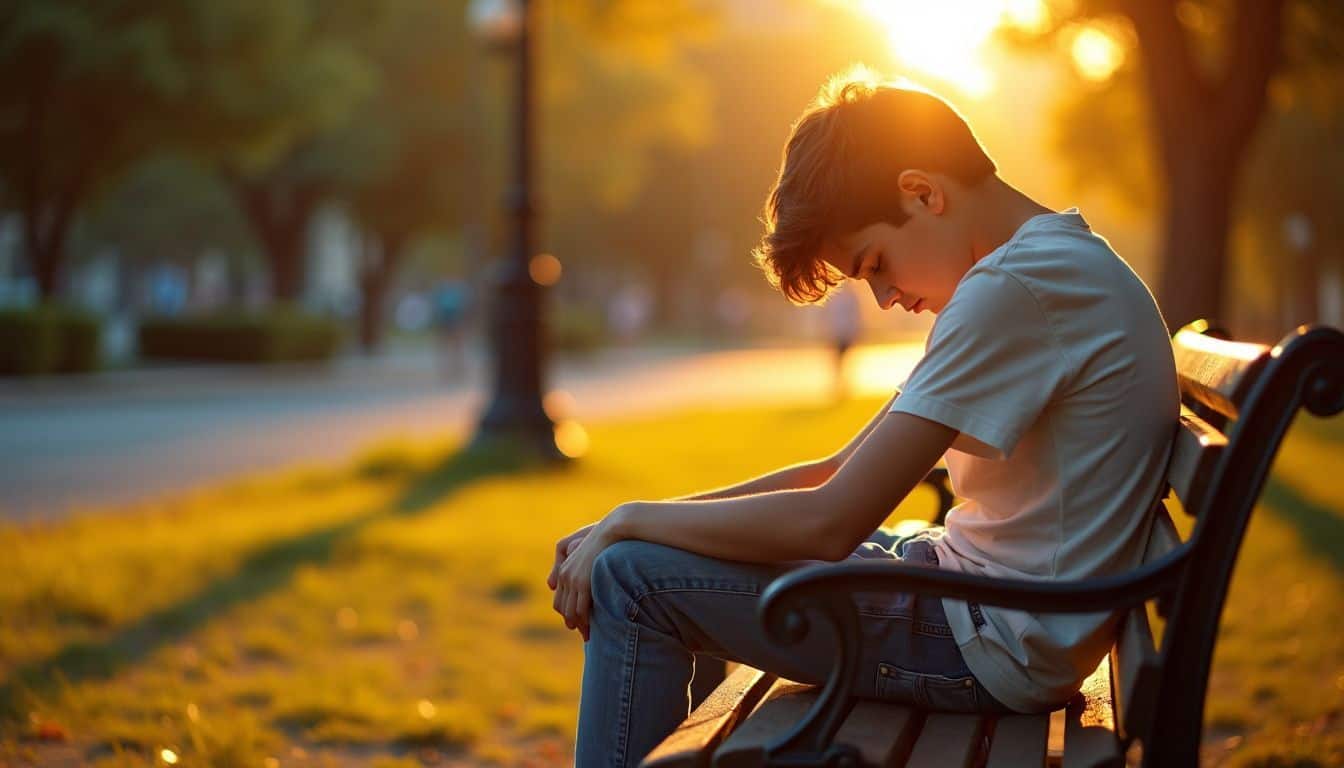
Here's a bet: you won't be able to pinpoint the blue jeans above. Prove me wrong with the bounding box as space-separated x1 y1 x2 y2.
574 527 1011 767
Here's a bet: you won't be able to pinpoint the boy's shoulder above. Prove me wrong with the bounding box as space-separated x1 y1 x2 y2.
954 210 1140 320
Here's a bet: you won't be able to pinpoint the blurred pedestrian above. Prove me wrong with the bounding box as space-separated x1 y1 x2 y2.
823 283 861 399
433 279 472 382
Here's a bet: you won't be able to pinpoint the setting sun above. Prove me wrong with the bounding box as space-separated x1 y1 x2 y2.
852 0 1051 97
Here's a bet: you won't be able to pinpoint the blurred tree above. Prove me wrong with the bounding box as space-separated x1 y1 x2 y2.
334 0 713 350
339 0 467 351
75 153 256 305
1047 0 1343 332
1028 0 1342 328
596 3 891 331
1236 73 1344 331
190 1 379 303
0 0 189 298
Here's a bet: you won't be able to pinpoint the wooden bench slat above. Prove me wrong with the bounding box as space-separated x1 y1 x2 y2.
713 679 815 768
1167 405 1228 512
641 665 776 768
904 713 985 768
712 678 923 768
1171 327 1268 421
985 715 1049 768
833 699 922 765
1061 658 1123 768
1111 607 1160 745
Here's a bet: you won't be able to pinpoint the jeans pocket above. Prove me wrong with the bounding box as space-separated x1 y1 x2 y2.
874 663 981 713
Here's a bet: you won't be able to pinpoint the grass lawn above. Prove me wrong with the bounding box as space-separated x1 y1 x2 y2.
1 399 1342 767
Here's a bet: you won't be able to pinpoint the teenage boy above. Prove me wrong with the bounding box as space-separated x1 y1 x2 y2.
549 73 1178 768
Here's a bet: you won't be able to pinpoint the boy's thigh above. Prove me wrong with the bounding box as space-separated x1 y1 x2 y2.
593 538 1001 712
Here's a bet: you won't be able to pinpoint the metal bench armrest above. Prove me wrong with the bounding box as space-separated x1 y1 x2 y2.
752 544 1191 765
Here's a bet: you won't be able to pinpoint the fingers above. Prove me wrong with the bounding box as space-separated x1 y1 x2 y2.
548 552 562 591
576 589 591 642
563 585 578 630
548 539 569 591
552 578 568 626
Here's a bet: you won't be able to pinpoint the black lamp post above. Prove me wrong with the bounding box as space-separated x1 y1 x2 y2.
468 0 560 458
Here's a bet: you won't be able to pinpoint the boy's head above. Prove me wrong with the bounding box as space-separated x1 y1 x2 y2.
754 72 997 313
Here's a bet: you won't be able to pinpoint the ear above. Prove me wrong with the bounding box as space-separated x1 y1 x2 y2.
896 170 946 216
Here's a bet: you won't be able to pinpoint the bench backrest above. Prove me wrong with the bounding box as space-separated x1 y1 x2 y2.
1112 320 1344 761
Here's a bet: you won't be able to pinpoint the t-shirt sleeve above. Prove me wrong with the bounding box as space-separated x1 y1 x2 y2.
890 267 1069 459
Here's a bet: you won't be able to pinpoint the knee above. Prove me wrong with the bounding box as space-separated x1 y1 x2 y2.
592 539 660 592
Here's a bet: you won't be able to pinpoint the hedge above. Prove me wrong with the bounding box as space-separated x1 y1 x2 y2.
137 310 343 363
0 306 102 376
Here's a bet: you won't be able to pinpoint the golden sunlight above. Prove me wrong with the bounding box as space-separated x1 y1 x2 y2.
853 0 1050 97
1070 26 1125 81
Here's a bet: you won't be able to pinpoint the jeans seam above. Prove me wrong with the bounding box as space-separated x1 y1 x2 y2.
612 620 639 767
853 609 954 638
627 586 761 620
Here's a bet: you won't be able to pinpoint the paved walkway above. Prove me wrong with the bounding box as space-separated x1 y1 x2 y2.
0 342 923 521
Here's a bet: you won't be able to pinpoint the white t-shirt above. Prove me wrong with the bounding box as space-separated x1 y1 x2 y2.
890 208 1178 713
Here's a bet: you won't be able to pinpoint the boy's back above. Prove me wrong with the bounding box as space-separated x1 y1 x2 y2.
891 208 1178 711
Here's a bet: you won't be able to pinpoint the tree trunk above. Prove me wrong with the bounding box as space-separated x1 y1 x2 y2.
1127 0 1285 332
28 236 61 300
1154 154 1236 330
266 222 308 303
23 199 75 300
358 232 405 352
232 179 323 304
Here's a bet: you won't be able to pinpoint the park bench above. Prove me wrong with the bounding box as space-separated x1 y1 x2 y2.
642 320 1344 768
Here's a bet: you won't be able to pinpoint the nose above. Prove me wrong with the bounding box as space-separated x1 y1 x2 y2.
866 280 901 310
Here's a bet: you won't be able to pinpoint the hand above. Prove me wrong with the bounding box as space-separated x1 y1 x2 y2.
548 522 597 593
552 513 622 642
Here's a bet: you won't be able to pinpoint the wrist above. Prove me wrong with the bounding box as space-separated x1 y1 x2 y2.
605 502 638 543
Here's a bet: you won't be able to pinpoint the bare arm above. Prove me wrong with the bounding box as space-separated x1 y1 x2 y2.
678 392 901 501
610 411 955 563
552 406 954 638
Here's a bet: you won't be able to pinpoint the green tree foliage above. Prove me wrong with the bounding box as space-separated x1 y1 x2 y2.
0 0 189 297
191 1 379 302
337 0 468 350
74 153 257 307
571 3 892 330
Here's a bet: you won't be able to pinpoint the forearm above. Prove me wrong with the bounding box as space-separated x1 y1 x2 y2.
610 488 844 564
677 458 836 501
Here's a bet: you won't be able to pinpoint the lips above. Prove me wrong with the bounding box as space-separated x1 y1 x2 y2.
911 298 925 313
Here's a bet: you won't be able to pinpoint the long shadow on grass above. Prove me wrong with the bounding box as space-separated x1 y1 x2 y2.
0 443 548 721
1262 476 1344 573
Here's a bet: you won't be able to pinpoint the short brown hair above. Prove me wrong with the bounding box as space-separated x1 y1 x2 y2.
753 71 997 304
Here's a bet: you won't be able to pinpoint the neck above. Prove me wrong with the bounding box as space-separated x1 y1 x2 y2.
967 177 1054 262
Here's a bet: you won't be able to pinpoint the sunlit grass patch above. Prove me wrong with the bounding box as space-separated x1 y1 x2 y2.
0 401 1340 765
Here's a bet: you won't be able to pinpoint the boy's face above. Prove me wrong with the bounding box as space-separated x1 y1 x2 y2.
820 171 973 314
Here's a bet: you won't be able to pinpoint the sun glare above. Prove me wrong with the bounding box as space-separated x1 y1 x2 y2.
854 0 1050 98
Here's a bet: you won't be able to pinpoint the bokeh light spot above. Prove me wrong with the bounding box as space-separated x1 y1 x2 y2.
1071 26 1124 81
554 420 590 459
530 253 563 286
544 389 577 420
